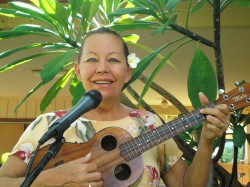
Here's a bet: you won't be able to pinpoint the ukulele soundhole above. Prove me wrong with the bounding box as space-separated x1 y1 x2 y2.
114 163 131 181
101 135 117 151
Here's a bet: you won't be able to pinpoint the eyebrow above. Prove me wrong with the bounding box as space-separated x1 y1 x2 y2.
83 51 122 56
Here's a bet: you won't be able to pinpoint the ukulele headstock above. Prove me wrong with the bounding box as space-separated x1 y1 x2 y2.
216 82 250 112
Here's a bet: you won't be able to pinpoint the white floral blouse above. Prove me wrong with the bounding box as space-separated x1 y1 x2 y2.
10 109 183 186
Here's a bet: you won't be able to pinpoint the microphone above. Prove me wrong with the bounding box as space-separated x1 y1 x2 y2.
39 90 102 145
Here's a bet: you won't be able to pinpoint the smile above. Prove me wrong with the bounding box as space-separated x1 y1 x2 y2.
94 81 113 84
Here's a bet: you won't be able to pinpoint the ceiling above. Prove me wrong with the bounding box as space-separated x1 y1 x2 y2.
0 3 250 116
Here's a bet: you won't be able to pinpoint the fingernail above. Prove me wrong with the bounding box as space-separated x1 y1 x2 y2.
86 152 91 158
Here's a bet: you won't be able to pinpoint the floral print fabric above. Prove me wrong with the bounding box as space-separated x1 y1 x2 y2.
10 109 182 186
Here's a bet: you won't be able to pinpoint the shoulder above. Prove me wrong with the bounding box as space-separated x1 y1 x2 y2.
29 110 67 129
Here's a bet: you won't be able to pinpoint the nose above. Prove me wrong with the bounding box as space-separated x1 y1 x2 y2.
96 60 109 74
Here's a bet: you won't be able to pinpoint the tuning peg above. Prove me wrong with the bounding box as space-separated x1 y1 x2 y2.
239 86 245 93
235 81 240 87
247 98 250 103
235 80 246 87
233 111 239 118
218 89 225 95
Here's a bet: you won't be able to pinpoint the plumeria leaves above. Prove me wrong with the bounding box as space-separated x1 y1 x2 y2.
187 47 217 109
233 125 246 148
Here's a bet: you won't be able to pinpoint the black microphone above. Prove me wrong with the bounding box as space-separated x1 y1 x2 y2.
39 90 102 144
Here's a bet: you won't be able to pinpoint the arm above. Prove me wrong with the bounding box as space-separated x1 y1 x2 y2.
0 153 103 187
162 92 230 187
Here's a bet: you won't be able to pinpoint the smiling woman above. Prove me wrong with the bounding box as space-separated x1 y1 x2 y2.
1 0 250 186
0 27 231 187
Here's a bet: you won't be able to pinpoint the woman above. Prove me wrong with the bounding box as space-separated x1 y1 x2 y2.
0 27 230 186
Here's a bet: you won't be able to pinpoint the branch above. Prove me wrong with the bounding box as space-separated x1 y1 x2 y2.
212 0 226 164
169 24 214 47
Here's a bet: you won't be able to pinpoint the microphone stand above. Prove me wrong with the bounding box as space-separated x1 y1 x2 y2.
20 136 65 187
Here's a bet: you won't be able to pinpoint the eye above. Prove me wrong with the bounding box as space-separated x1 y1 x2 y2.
86 58 97 63
109 58 120 63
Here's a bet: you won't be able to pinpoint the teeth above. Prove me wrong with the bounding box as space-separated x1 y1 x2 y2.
95 81 111 84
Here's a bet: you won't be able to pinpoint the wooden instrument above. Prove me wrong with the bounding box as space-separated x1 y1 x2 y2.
30 82 250 186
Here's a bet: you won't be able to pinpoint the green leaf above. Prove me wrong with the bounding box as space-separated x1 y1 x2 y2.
43 43 75 50
69 0 83 18
0 42 54 59
233 125 246 147
110 20 159 31
166 0 182 11
0 52 57 72
151 15 177 35
128 0 159 12
243 113 250 127
12 24 59 37
154 0 167 9
191 0 208 13
126 37 186 86
123 34 140 43
8 1 55 27
109 7 158 19
31 0 69 31
231 0 250 7
246 134 250 145
187 47 217 109
80 0 103 32
14 81 43 112
40 49 77 84
69 74 85 106
0 30 51 40
139 39 190 104
103 0 121 14
0 8 30 18
126 44 166 86
40 69 74 112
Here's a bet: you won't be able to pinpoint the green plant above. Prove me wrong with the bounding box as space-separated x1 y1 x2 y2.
1 0 250 186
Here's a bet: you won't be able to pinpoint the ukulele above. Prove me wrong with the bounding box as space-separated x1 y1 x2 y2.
30 82 250 187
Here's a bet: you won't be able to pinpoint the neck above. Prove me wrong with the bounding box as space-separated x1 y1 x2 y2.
83 101 133 121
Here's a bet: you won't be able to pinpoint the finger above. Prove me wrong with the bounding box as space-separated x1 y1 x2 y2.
87 180 104 187
214 104 230 116
204 113 229 129
206 123 224 136
69 152 92 164
201 108 230 127
86 171 102 182
199 92 209 105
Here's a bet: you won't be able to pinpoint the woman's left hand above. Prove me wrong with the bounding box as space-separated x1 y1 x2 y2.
199 92 231 143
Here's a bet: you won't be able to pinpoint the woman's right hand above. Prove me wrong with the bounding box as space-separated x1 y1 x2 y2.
38 153 103 187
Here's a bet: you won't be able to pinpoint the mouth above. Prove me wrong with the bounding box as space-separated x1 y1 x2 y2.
93 80 113 85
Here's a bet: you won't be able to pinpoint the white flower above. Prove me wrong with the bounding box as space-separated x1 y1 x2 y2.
128 124 139 134
144 115 155 127
127 53 140 68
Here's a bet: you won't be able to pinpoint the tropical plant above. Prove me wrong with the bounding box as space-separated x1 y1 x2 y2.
1 0 250 186
227 103 250 186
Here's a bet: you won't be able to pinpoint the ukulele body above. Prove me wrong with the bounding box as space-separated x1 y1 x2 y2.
32 127 144 187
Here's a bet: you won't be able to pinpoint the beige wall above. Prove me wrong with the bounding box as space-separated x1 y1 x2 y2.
0 124 25 156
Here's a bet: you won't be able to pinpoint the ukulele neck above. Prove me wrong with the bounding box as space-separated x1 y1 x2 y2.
120 103 215 160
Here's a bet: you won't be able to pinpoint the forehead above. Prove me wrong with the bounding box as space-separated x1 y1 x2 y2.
83 33 123 51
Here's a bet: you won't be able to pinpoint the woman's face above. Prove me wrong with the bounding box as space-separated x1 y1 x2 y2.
74 33 132 101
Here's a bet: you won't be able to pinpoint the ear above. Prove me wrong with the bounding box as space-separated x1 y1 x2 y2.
125 67 133 83
74 62 81 81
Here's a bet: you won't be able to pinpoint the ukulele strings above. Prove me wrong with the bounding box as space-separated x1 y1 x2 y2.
119 89 248 160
